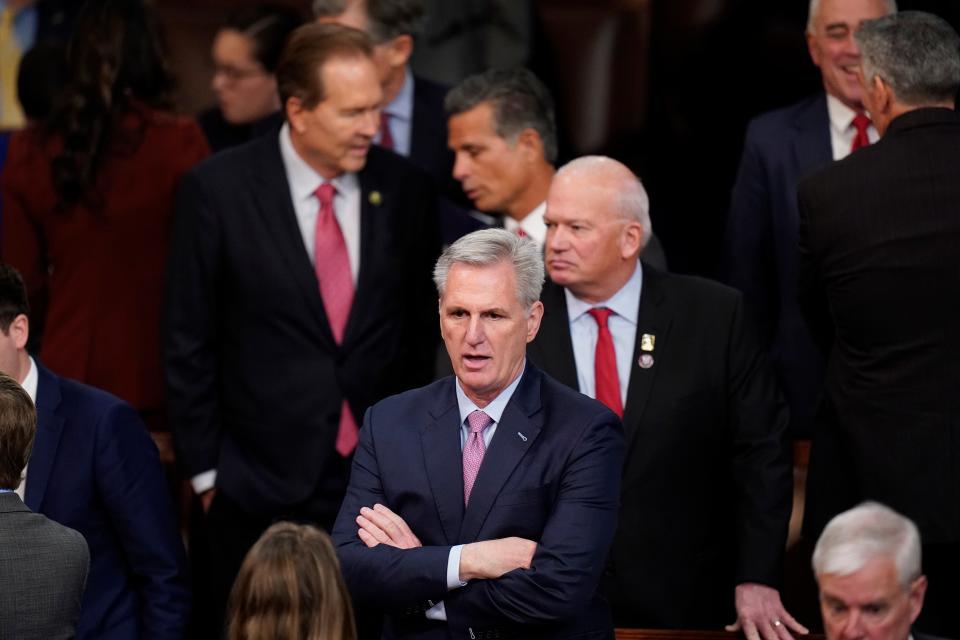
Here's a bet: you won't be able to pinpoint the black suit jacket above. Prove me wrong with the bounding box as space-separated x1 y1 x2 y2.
798 107 960 544
724 93 833 437
165 133 440 517
528 266 792 628
333 364 623 639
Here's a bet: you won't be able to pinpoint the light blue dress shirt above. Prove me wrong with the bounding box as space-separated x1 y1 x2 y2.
425 362 526 621
566 262 643 406
375 66 414 156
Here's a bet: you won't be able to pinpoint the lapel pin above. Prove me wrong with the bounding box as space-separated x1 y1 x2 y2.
517 432 528 442
638 353 655 369
640 333 656 352
368 190 382 206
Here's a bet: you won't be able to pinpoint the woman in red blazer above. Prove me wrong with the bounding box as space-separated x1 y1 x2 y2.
1 0 208 438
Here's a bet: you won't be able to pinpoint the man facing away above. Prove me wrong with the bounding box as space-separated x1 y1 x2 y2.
529 156 798 639
333 228 624 639
724 0 896 438
0 369 88 639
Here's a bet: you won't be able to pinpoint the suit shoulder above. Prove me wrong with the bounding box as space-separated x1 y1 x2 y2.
187 133 274 182
52 373 139 428
538 370 613 417
746 94 824 137
652 269 742 306
413 75 450 106
369 377 455 416
365 145 433 184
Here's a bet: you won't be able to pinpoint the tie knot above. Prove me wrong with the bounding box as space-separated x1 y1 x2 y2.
315 182 336 206
852 112 872 134
467 410 493 434
588 307 614 327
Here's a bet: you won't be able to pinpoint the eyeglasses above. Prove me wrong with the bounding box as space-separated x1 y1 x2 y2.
213 64 269 83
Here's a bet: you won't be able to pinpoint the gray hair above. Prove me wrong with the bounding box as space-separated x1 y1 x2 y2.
806 0 897 34
434 229 545 309
444 68 559 165
856 11 960 106
812 501 922 589
554 156 653 250
312 0 425 42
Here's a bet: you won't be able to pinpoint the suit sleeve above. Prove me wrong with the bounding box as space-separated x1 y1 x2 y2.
797 178 834 355
726 294 793 587
95 401 191 637
723 122 778 346
442 409 624 628
164 169 223 477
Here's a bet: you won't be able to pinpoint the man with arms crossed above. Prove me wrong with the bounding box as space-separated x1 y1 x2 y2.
333 229 624 639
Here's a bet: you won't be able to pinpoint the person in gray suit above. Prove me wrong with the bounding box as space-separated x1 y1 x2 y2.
0 371 88 639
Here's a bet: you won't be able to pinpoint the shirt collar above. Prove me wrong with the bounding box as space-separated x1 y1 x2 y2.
22 356 37 404
385 67 414 123
565 261 643 325
503 201 547 243
279 122 358 200
826 93 869 134
455 360 526 425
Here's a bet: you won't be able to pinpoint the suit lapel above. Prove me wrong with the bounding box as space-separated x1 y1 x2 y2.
458 367 543 542
530 282 579 389
421 379 465 545
25 364 65 512
621 266 673 450
251 136 336 347
792 93 833 179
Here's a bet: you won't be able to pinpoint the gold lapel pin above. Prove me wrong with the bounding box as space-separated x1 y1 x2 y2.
640 333 656 352
369 191 382 206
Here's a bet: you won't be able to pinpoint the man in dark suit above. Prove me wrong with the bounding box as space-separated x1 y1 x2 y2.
166 23 439 626
0 370 88 639
813 502 933 640
0 265 190 638
797 12 960 636
528 157 797 638
723 0 895 437
333 229 624 639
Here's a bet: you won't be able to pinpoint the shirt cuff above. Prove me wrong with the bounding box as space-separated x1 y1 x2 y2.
424 544 467 622
191 469 217 494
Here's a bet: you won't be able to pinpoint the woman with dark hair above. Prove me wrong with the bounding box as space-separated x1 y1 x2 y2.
228 522 357 640
199 4 303 151
1 0 208 444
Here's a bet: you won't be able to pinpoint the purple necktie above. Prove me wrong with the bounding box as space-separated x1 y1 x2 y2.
463 410 492 505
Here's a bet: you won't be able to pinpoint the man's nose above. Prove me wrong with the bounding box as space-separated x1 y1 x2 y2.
839 610 865 640
452 153 470 183
465 316 485 345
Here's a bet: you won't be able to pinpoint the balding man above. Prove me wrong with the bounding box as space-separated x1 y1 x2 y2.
798 11 960 635
724 0 896 438
529 157 798 638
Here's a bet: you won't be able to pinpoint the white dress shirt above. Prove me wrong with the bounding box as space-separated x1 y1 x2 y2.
566 262 643 406
190 125 364 494
425 363 526 621
14 356 38 499
826 93 879 161
502 202 547 247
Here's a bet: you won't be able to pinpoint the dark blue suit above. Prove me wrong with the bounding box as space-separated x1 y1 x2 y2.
333 364 624 639
27 362 190 639
723 92 833 437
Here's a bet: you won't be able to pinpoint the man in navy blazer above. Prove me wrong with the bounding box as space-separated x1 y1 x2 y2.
333 229 624 639
723 0 895 437
0 265 190 639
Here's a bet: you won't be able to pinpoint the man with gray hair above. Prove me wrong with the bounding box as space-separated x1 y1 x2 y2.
724 0 896 439
798 11 960 636
813 502 931 640
529 156 796 638
333 228 624 639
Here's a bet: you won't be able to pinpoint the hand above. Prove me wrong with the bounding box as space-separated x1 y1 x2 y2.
726 583 809 640
459 537 537 581
200 488 216 514
356 503 422 549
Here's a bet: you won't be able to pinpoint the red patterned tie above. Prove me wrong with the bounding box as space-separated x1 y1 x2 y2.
379 111 394 150
314 183 358 456
588 308 623 417
850 112 872 153
463 410 492 505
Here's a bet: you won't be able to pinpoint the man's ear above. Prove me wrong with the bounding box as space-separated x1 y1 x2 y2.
516 128 544 162
620 221 643 259
807 31 822 68
384 34 414 68
873 75 893 114
8 314 28 350
286 96 306 134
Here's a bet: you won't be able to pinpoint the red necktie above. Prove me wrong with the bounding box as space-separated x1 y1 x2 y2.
314 183 358 456
516 228 528 238
850 112 872 153
379 111 394 150
588 308 623 417
463 410 492 505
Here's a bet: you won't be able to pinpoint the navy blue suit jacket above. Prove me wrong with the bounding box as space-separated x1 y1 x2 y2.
27 362 190 639
724 93 833 437
333 364 624 639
